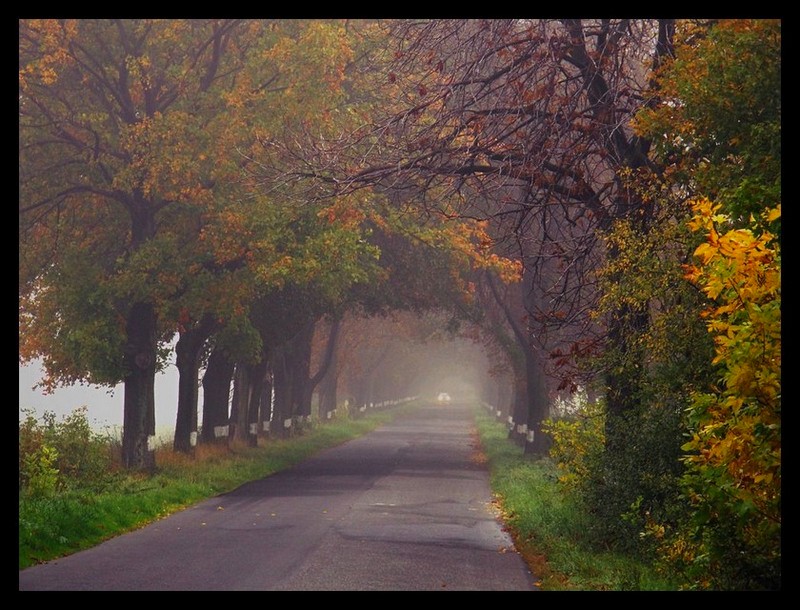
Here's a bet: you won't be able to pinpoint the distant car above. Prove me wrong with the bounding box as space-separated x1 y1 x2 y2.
437 392 452 404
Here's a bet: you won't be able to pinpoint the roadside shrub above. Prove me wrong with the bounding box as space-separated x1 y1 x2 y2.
544 390 687 558
649 201 782 590
543 388 605 494
19 407 119 494
587 403 687 556
21 444 60 499
19 409 46 491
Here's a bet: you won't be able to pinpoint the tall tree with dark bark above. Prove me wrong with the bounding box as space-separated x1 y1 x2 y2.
311 315 342 421
200 344 236 444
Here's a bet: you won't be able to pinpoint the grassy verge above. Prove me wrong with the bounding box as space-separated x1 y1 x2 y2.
19 403 419 570
472 405 678 591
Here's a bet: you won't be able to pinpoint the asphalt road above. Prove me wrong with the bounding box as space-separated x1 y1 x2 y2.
19 401 538 591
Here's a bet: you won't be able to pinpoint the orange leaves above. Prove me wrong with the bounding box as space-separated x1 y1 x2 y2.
486 254 523 285
19 20 79 89
199 208 253 268
463 221 521 281
417 217 522 288
317 199 366 228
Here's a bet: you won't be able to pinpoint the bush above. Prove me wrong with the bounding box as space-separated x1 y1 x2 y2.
543 388 605 494
587 404 687 556
544 390 687 559
19 407 119 494
657 200 782 590
21 444 60 499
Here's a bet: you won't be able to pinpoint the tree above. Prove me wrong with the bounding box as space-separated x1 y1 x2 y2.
631 19 781 589
199 342 237 444
308 314 342 421
546 19 781 568
635 19 781 228
173 313 217 453
19 19 280 468
481 272 540 446
259 19 677 454
248 284 326 440
578 199 716 552
471 271 527 426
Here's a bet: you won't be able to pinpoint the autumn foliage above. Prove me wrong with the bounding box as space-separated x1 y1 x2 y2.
541 19 780 589
653 200 781 589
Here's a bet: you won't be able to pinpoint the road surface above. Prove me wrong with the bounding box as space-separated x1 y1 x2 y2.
19 401 538 591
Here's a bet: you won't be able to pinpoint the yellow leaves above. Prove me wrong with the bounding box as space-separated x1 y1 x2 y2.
691 241 714 265
260 20 355 129
686 198 780 307
543 393 605 494
113 110 219 204
725 365 756 398
753 472 773 485
683 196 781 542
766 204 781 223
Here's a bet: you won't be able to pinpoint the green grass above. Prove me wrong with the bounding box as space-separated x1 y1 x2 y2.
19 403 420 570
472 405 679 591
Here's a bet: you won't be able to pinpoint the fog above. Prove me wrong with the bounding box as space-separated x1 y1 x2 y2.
19 360 182 434
406 347 487 403
19 332 493 436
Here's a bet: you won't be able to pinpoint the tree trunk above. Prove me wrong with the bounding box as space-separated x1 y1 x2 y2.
310 315 342 422
271 345 293 438
174 315 217 453
365 370 378 409
291 322 316 422
496 374 513 421
201 346 235 444
258 370 273 435
509 371 528 446
352 344 390 417
121 197 158 470
486 271 550 454
603 301 649 453
318 352 339 421
174 338 200 455
600 205 651 453
230 363 251 443
121 301 158 471
245 356 270 447
352 376 367 416
523 345 551 455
